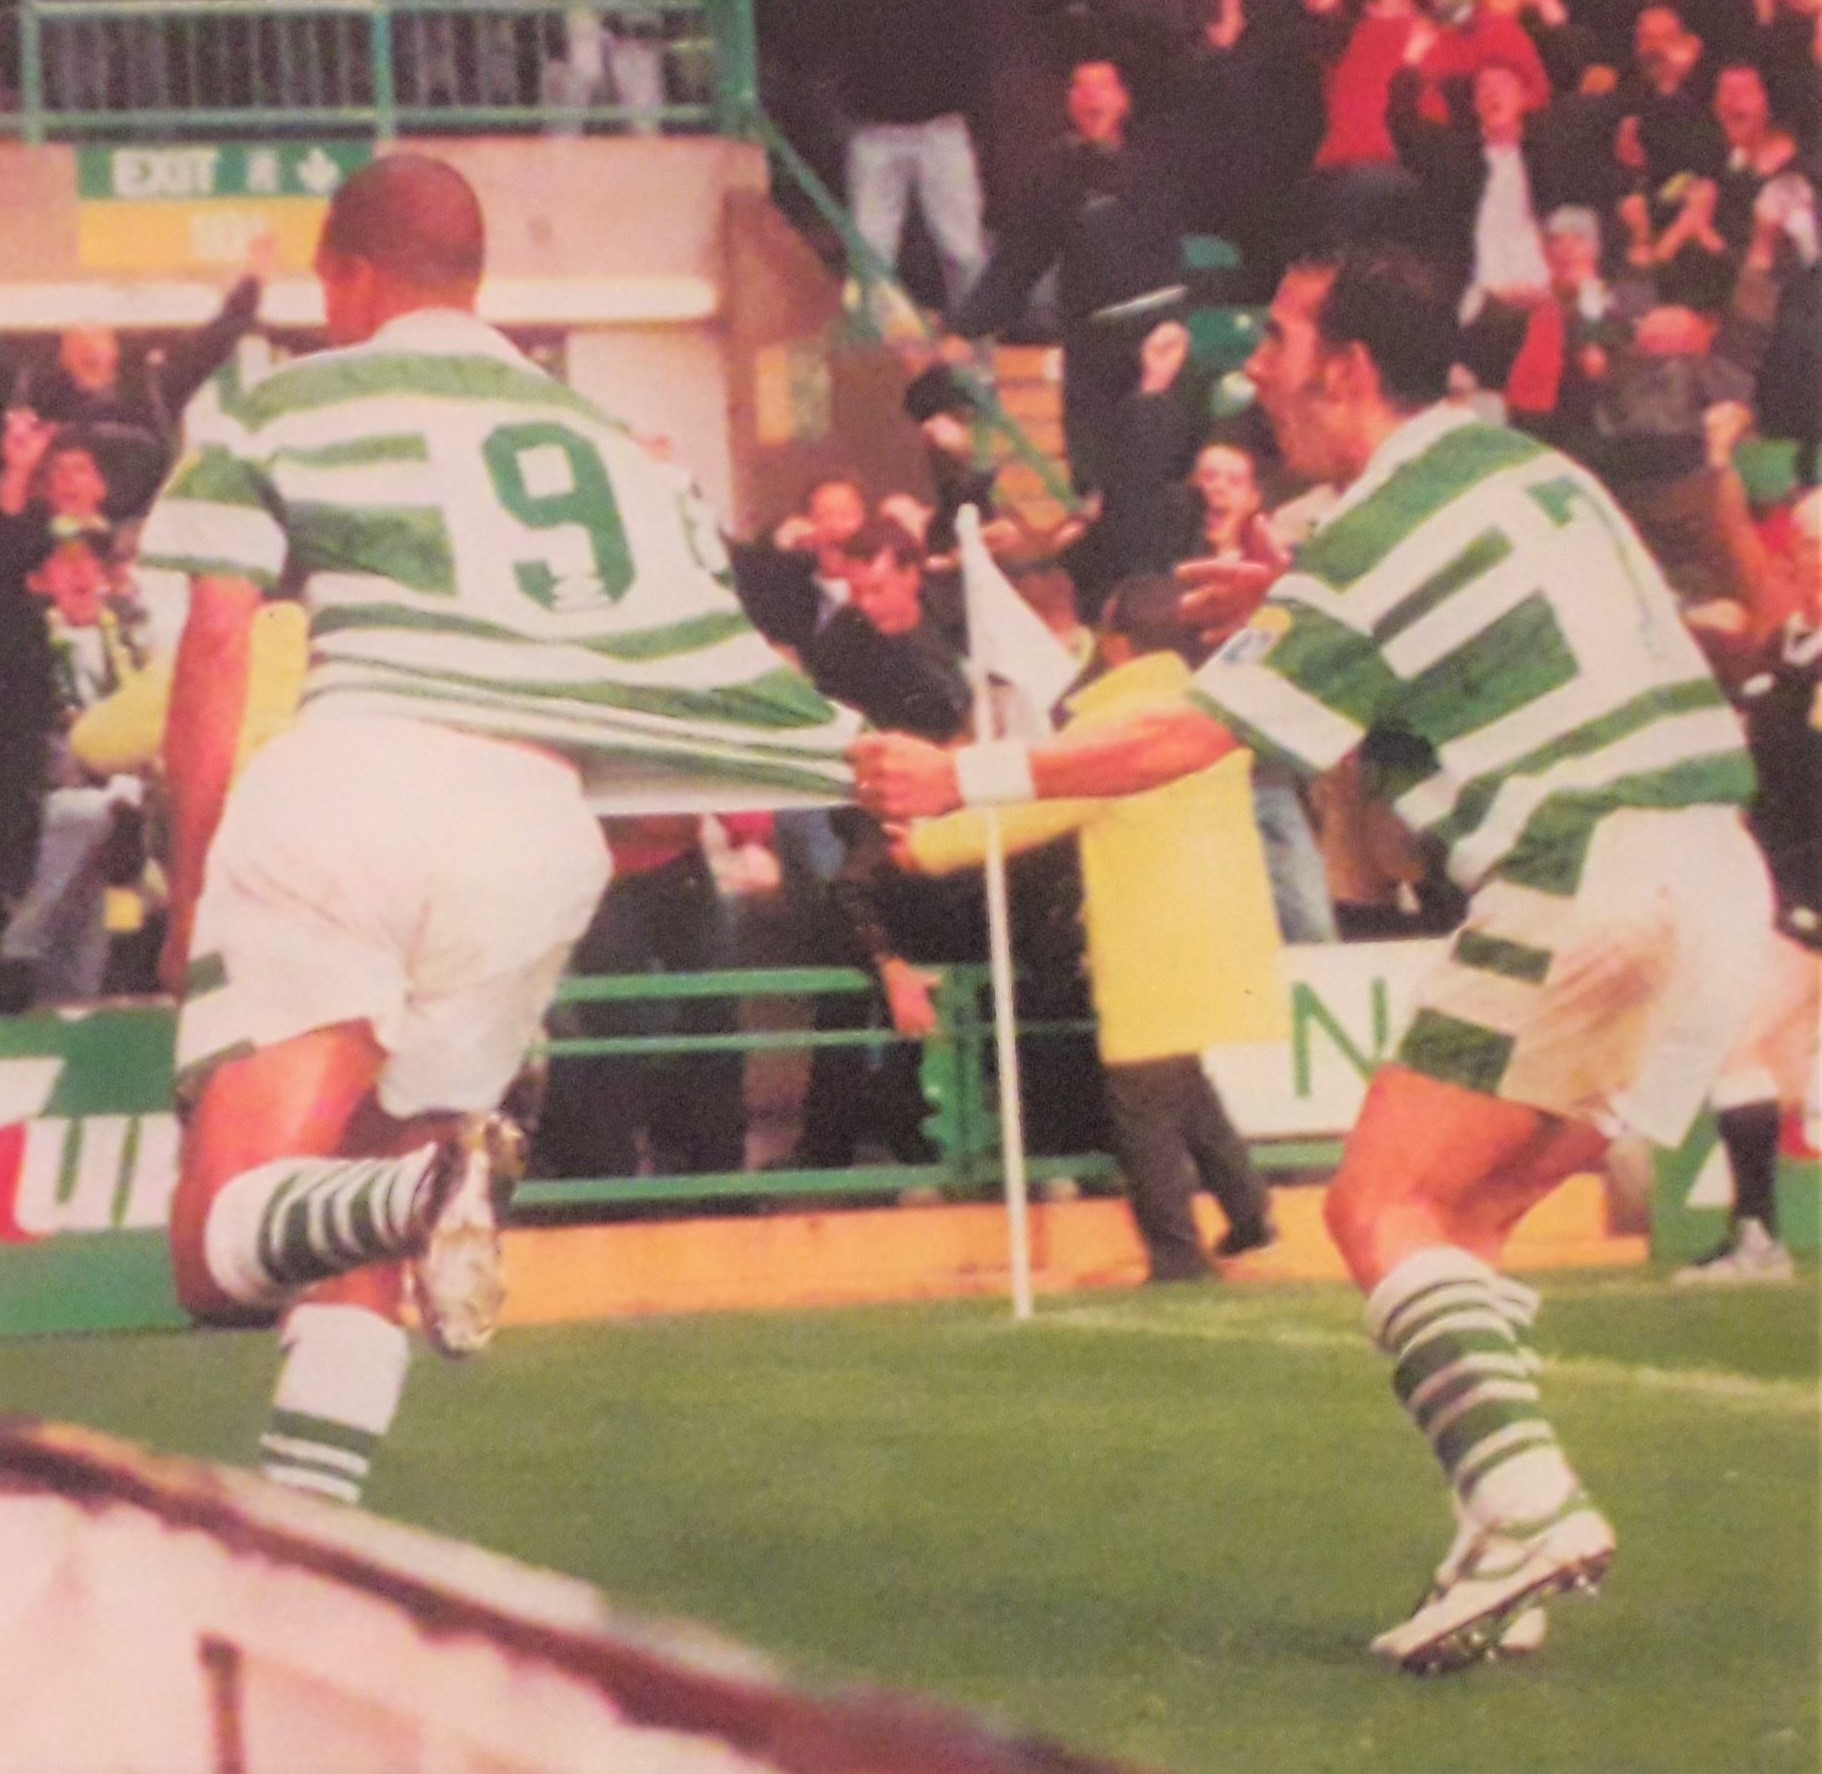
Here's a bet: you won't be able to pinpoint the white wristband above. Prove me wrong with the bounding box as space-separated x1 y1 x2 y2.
953 740 1037 808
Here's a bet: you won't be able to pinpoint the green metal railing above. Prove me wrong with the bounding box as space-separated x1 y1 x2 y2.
755 112 1083 518
514 964 1338 1216
3 0 1074 515
4 0 758 142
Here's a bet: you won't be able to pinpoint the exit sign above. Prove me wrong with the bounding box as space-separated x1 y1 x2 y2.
75 142 372 273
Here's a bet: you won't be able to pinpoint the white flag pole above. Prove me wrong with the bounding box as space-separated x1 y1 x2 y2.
955 507 1036 1322
981 805 1035 1321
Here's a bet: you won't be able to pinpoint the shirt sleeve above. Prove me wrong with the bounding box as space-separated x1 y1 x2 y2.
137 374 286 591
1187 574 1393 776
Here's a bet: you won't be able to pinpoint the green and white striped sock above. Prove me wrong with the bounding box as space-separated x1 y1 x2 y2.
1367 1248 1579 1532
259 1303 411 1505
204 1147 438 1307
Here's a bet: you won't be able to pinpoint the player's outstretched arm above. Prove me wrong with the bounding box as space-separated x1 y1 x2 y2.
160 574 259 994
851 705 1237 821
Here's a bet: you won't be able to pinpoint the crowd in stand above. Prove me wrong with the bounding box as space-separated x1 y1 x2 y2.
0 0 1813 1277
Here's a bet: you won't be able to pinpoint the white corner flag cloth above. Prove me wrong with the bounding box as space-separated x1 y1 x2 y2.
956 505 1081 735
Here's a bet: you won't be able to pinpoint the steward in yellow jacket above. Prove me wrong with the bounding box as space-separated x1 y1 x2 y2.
903 637 1289 1279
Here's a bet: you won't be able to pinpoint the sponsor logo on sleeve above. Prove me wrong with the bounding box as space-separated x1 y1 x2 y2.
1213 605 1292 669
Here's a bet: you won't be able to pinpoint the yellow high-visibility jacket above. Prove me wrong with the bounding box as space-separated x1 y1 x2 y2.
906 651 1288 1066
68 600 308 778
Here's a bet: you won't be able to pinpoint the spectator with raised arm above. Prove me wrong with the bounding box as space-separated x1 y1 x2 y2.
1170 440 1339 944
1504 204 1647 448
1303 0 1430 242
1388 54 1581 315
783 516 975 1171
1 528 150 1005
16 234 275 516
1584 242 1778 606
951 57 1188 496
1711 61 1812 259
727 473 869 657
1612 6 1730 267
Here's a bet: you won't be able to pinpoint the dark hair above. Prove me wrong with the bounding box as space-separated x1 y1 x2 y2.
903 365 975 424
319 154 485 291
839 515 923 569
1103 572 1197 661
1315 250 1461 410
801 470 866 508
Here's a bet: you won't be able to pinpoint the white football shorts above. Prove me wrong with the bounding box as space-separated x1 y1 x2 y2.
178 712 611 1118
1711 926 1822 1118
1403 804 1775 1146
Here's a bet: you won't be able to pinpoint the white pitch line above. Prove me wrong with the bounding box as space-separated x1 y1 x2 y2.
1036 1304 1821 1418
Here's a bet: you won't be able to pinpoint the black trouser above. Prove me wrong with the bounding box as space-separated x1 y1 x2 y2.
1105 1055 1271 1281
535 847 746 1180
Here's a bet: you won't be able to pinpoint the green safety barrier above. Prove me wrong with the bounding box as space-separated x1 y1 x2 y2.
5 0 758 142
1649 1113 1820 1264
522 963 1125 1211
753 113 1083 520
525 964 1339 1213
0 967 1148 1334
18 961 1798 1335
5 0 1073 542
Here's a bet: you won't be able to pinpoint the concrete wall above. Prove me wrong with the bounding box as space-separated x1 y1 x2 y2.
566 323 735 519
0 132 926 537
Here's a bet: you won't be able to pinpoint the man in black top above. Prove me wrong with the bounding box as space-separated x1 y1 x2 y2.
1679 487 1820 1281
951 57 1186 495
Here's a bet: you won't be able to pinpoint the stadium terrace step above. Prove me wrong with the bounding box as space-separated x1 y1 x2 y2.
492 1173 1645 1326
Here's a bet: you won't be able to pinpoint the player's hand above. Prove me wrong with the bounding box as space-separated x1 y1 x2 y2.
850 733 963 820
1138 321 1191 394
1682 597 1747 636
1175 557 1277 648
1702 399 1754 468
880 956 942 1039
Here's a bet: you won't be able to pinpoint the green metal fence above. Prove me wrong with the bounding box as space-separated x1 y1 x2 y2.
2 0 758 142
2 0 1075 515
754 112 1083 518
515 964 1337 1216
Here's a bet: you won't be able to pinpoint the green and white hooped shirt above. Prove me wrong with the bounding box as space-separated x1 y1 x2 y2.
1190 404 1753 897
139 309 861 811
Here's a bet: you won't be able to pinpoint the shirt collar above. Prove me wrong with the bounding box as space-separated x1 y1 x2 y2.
1316 402 1481 533
368 306 523 363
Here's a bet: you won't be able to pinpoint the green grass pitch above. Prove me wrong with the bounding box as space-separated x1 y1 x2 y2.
0 1269 1815 1773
